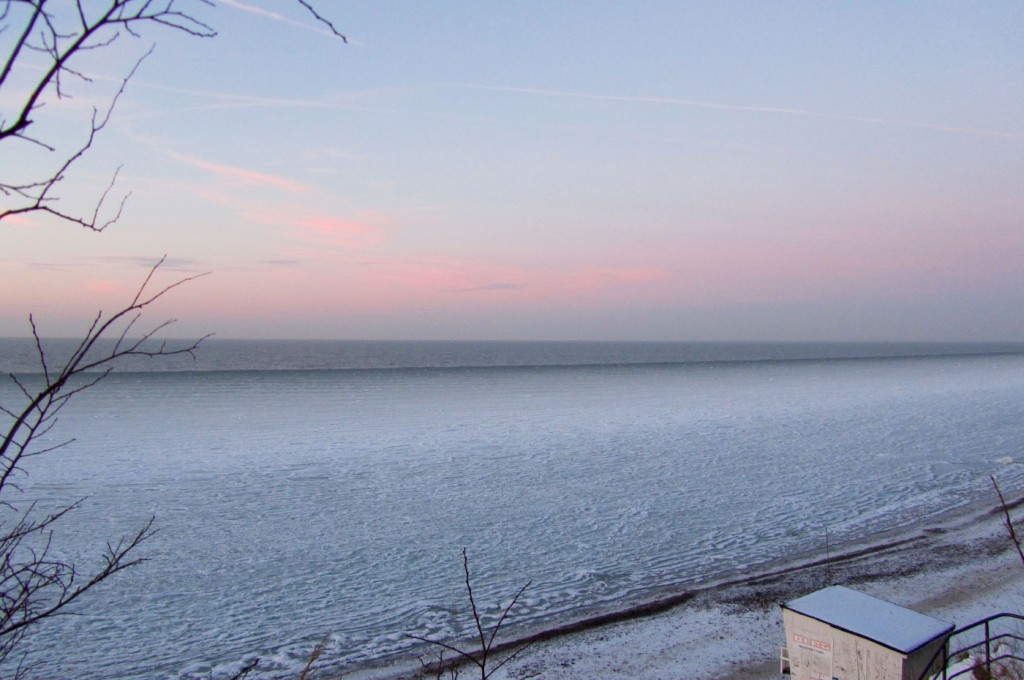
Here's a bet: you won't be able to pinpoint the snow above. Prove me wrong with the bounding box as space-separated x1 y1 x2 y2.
341 495 1024 680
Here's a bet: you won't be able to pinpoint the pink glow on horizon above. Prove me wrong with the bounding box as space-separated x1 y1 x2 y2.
171 228 1012 323
7 218 1017 337
160 255 678 322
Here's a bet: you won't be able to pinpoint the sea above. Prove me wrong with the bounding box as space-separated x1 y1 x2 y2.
2 339 1024 678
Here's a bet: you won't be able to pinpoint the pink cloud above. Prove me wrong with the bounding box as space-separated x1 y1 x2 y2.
469 85 1024 140
361 256 520 297
214 254 530 314
554 266 669 296
0 213 33 226
145 212 1024 330
251 211 390 250
171 152 311 194
326 256 672 312
87 279 123 294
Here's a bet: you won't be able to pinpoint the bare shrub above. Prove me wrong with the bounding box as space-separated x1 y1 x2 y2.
409 549 534 680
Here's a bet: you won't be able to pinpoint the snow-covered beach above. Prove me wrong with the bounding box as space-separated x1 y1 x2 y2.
344 491 1024 679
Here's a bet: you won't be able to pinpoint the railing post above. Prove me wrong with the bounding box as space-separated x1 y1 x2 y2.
985 620 991 675
918 613 1024 680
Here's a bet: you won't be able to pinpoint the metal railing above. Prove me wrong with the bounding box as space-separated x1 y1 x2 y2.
918 613 1024 680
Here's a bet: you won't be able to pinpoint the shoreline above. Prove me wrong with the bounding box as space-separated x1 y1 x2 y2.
331 488 1024 679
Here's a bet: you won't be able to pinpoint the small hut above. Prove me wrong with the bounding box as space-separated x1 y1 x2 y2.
781 585 954 680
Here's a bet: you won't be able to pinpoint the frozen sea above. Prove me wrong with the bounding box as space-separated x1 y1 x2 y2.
3 339 1024 678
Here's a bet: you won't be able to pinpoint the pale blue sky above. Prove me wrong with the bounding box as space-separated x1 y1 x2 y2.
2 1 1022 340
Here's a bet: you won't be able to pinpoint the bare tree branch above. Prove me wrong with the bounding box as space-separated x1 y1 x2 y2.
0 1 344 670
0 1 344 231
1 2 216 144
0 258 210 666
295 0 346 42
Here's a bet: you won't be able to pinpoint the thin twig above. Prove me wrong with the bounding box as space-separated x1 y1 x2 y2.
408 550 532 679
992 475 1024 567
0 258 206 665
298 634 329 680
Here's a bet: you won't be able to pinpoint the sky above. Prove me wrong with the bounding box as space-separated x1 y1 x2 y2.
1 1 1022 342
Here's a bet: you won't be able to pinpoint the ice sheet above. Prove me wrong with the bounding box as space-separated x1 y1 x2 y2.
3 352 1024 677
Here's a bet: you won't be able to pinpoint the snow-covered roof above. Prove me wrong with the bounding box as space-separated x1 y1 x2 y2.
783 585 954 654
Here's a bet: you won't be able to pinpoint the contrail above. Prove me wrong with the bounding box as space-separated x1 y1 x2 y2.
461 84 1024 140
218 0 343 40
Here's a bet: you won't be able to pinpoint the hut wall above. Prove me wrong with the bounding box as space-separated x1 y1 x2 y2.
783 610 918 680
849 634 904 679
783 609 836 680
903 636 948 680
